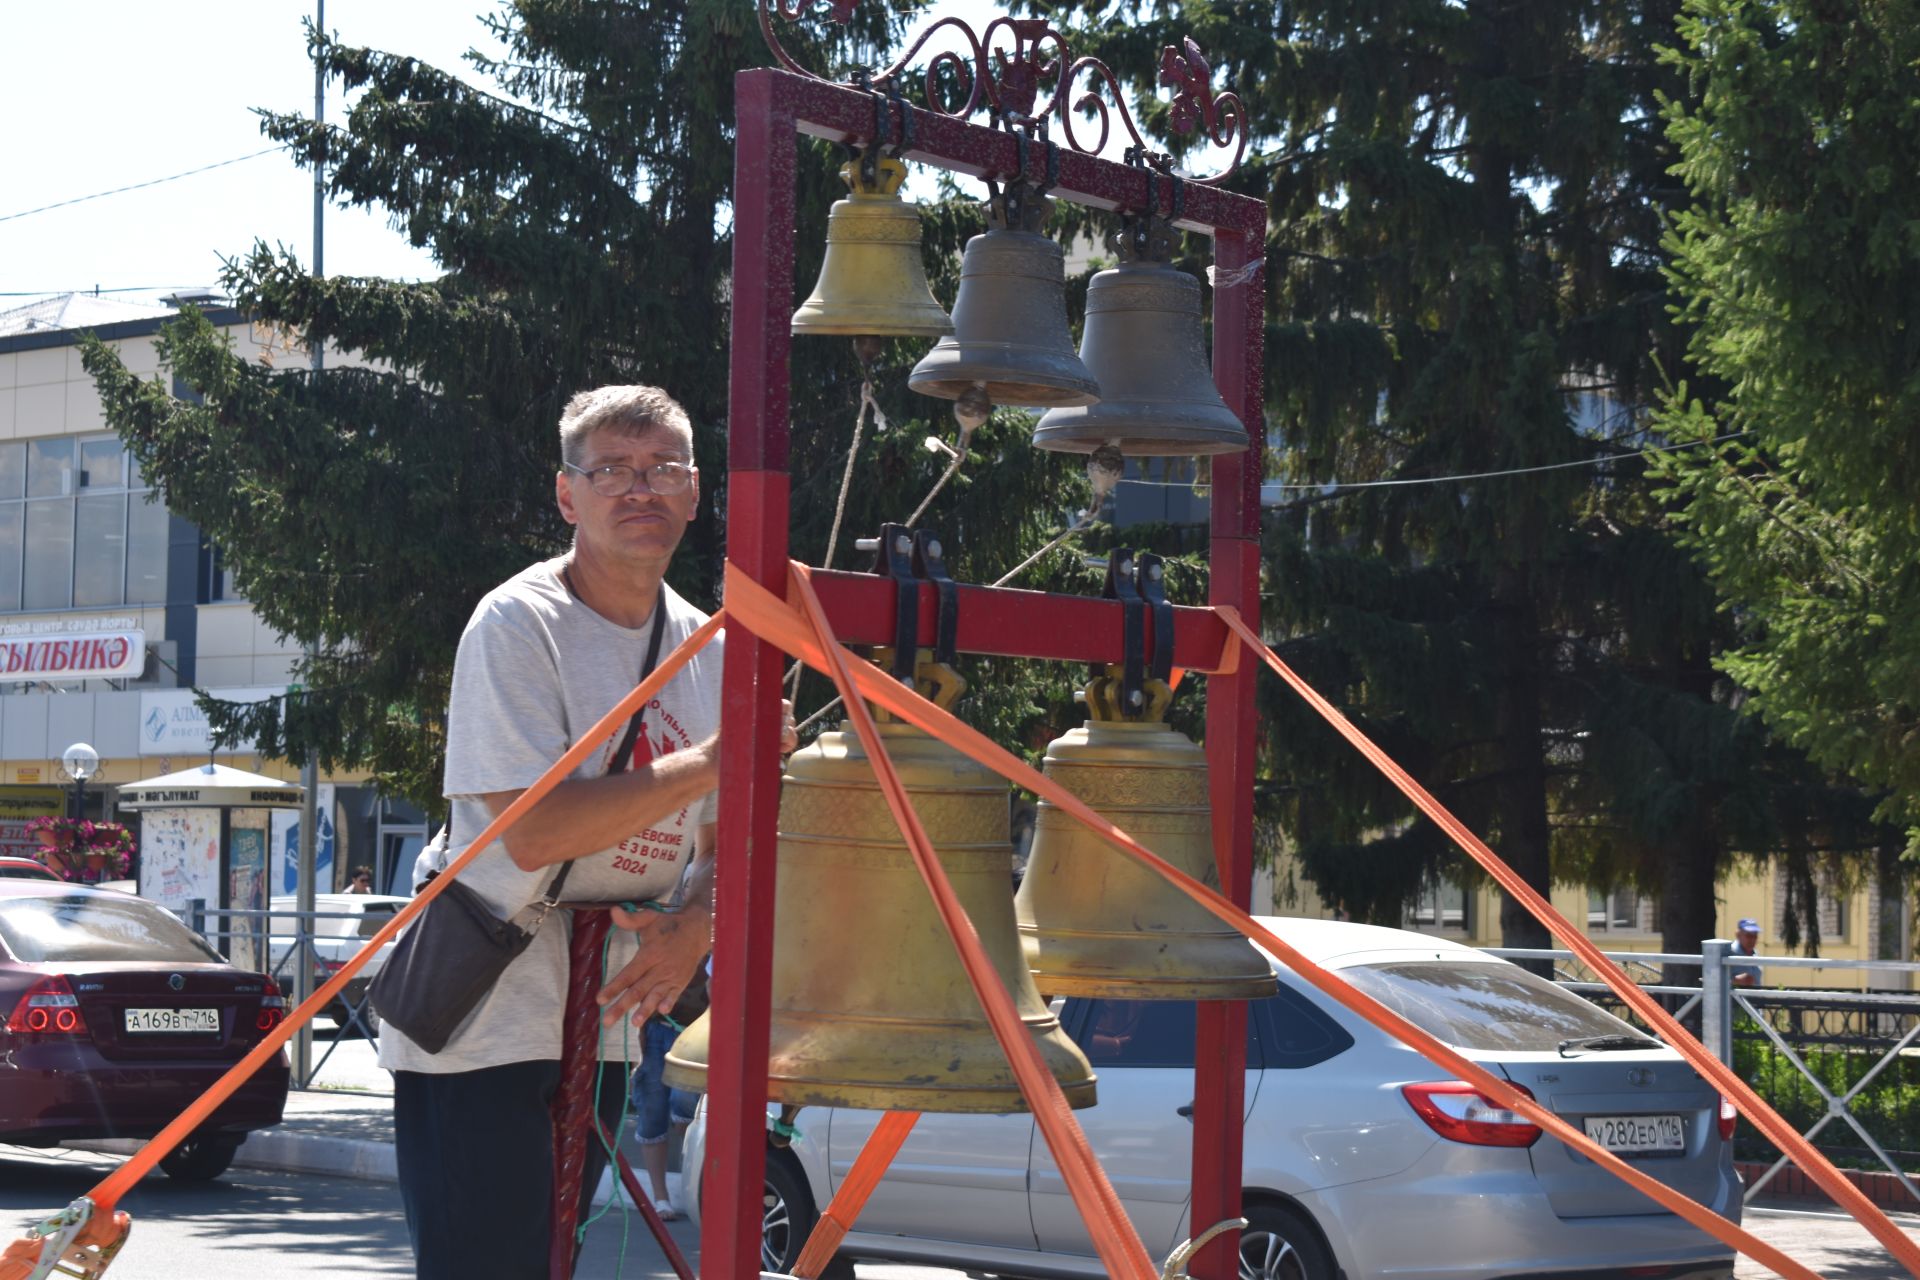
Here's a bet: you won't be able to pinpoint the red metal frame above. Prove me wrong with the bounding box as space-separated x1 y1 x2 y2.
712 65 1266 1279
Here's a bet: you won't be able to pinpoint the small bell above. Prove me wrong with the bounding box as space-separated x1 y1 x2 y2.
792 154 953 342
1016 669 1278 1001
908 183 1101 412
1032 214 1249 457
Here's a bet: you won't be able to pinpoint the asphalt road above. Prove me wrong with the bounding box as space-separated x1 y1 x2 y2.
0 1147 1914 1280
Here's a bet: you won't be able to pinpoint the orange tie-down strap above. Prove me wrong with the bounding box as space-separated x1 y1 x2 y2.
0 612 727 1280
724 560 1878 1280
785 563 1163 1280
793 1111 920 1278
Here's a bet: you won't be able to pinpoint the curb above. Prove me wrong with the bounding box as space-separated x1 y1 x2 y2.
1738 1159 1920 1213
69 1130 398 1183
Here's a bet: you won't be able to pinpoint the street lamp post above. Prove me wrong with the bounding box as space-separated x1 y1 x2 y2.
60 742 99 821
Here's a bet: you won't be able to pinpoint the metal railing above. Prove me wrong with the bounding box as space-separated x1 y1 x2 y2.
1487 941 1920 1206
179 900 386 1090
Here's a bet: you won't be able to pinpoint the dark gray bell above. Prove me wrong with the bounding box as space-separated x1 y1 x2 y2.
1033 217 1249 457
909 185 1101 411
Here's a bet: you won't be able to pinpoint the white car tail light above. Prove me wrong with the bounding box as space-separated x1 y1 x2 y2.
1402 1080 1541 1147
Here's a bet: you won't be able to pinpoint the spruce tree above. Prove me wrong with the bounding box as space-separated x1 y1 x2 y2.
1030 0 1890 954
82 1 1114 811
1654 0 1920 840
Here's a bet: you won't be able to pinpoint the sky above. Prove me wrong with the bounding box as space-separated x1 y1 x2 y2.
0 0 1052 308
2 2 496 301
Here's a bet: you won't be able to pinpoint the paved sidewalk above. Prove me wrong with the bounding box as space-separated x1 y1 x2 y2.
223 1087 676 1208
111 1090 1920 1276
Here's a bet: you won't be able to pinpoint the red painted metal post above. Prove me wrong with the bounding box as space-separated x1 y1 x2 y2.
1192 224 1267 1280
705 68 798 1280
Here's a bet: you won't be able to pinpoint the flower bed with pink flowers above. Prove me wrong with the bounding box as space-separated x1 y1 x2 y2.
25 816 136 884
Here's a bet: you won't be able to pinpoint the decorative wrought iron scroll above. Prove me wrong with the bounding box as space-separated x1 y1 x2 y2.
758 0 1247 184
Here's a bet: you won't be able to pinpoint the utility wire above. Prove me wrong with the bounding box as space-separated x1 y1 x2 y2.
1118 431 1751 494
0 146 290 226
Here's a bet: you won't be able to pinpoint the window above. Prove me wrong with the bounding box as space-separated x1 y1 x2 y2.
1065 998 1262 1069
0 435 166 612
1258 982 1354 1069
1339 958 1648 1052
1410 877 1470 933
1587 888 1649 933
0 892 221 965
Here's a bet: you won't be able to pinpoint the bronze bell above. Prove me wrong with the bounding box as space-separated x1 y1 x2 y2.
1032 215 1249 457
665 656 1097 1113
908 184 1101 414
1015 670 1277 1000
791 155 953 341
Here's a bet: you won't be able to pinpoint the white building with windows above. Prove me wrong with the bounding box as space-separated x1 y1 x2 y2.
0 294 430 892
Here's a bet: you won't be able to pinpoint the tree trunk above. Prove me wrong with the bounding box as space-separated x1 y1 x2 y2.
1493 572 1554 968
1659 833 1719 990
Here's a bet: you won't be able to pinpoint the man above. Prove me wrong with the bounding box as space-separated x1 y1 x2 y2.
379 385 774 1279
1729 917 1763 989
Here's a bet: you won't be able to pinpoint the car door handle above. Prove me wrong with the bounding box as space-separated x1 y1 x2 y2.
1176 1102 1194 1121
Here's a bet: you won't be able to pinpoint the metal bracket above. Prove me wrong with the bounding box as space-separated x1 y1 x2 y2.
1135 552 1175 686
871 523 920 682
912 529 959 667
1101 547 1146 717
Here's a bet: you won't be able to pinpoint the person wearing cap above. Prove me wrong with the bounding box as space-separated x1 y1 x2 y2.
1729 918 1763 988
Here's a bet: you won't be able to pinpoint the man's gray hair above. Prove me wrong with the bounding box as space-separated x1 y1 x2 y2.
558 385 694 466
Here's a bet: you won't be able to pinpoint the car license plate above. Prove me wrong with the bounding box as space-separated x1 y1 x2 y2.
1584 1113 1684 1153
124 1008 219 1034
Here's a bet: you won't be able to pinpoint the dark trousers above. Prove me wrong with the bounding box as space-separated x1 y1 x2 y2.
394 1061 630 1280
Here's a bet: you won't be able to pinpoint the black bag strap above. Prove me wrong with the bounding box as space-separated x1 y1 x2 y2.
538 596 671 910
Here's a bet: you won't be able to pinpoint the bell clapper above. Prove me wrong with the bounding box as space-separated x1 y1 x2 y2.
1086 442 1125 504
953 382 992 433
851 334 886 369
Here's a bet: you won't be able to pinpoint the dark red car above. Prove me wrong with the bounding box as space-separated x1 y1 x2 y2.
0 881 290 1181
0 857 59 881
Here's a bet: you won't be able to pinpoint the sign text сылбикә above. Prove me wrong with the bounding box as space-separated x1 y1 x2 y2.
0 631 144 680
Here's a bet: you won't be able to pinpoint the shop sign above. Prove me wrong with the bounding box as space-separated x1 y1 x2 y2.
14 768 39 784
0 630 144 680
137 687 285 757
0 786 65 860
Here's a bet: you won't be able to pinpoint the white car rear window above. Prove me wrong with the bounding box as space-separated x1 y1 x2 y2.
1339 960 1643 1052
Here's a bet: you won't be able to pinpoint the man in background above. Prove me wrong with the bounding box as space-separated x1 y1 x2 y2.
1729 917 1763 988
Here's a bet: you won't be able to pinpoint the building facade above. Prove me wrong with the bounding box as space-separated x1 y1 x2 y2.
0 295 430 893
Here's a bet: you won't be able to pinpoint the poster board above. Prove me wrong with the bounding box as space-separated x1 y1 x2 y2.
228 808 270 971
137 808 221 920
269 784 337 896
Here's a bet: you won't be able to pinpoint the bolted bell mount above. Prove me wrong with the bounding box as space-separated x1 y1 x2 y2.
1111 210 1178 266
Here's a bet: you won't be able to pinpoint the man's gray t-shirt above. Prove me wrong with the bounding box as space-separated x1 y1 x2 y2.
379 559 722 1074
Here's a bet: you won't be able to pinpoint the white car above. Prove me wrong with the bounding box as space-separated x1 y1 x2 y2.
266 893 408 1033
684 917 1740 1280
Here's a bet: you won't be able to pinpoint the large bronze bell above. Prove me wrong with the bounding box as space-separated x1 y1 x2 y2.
1015 671 1277 1000
791 155 953 340
908 184 1101 412
1032 216 1250 457
665 657 1097 1113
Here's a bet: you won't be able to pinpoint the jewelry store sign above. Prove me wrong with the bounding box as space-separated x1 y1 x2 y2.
0 629 144 680
137 687 285 757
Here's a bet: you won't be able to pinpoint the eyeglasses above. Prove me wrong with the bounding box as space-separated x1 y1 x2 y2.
564 461 696 498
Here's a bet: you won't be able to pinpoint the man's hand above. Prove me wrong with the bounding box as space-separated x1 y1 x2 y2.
782 698 799 755
599 901 713 1028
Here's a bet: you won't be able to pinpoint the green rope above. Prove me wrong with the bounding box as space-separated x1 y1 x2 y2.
575 925 636 1277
